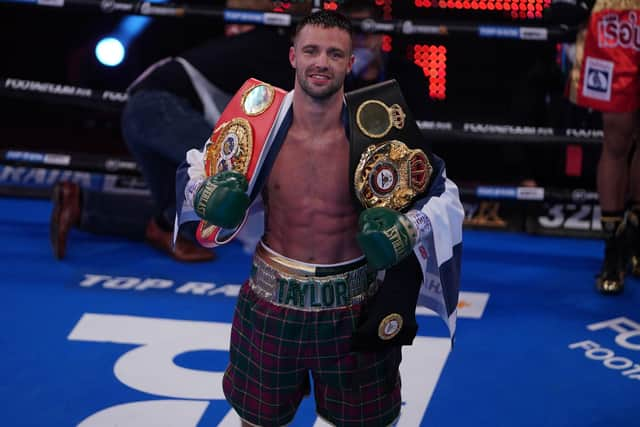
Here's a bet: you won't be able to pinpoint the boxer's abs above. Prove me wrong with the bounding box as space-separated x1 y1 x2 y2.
262 129 362 264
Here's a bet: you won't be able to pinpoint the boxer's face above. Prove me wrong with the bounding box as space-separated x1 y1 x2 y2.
289 25 354 100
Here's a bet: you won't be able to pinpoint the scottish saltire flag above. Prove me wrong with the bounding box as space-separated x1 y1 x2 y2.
412 155 464 339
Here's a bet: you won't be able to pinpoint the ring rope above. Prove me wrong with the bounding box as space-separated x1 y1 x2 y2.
0 76 603 146
0 1 576 41
1 148 600 204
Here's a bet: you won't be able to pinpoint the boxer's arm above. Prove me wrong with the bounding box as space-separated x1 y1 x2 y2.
192 171 249 229
351 154 463 351
357 154 464 273
357 207 431 271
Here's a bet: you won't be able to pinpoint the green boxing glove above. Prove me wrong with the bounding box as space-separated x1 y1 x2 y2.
192 171 249 229
357 207 426 270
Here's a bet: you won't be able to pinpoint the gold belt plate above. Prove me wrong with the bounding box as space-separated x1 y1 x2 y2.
204 117 253 177
354 140 432 210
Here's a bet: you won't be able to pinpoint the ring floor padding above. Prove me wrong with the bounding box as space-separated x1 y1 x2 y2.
1 196 638 427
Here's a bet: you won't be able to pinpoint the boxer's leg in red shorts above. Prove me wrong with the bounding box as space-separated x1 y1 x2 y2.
568 1 640 293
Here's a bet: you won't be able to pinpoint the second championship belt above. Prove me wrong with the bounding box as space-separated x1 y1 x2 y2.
346 79 432 213
346 79 434 348
196 78 287 247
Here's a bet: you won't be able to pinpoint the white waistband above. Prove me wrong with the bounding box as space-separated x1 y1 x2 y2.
259 240 365 269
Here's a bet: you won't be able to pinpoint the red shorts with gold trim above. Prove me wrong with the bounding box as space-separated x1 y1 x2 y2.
568 0 640 113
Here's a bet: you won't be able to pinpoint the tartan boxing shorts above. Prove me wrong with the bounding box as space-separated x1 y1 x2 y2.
222 241 402 427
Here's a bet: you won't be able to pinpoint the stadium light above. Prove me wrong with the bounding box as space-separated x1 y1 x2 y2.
95 37 125 67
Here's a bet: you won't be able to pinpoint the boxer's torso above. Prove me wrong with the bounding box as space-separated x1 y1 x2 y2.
262 122 362 264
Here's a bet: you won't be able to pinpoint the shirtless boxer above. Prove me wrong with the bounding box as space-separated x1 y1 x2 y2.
177 10 463 426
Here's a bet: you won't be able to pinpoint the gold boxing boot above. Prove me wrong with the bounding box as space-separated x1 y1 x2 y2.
627 210 640 277
595 216 627 295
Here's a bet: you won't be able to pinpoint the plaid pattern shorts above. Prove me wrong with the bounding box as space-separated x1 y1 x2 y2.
223 244 402 427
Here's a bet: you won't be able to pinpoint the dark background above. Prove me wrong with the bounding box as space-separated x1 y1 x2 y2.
0 0 601 189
